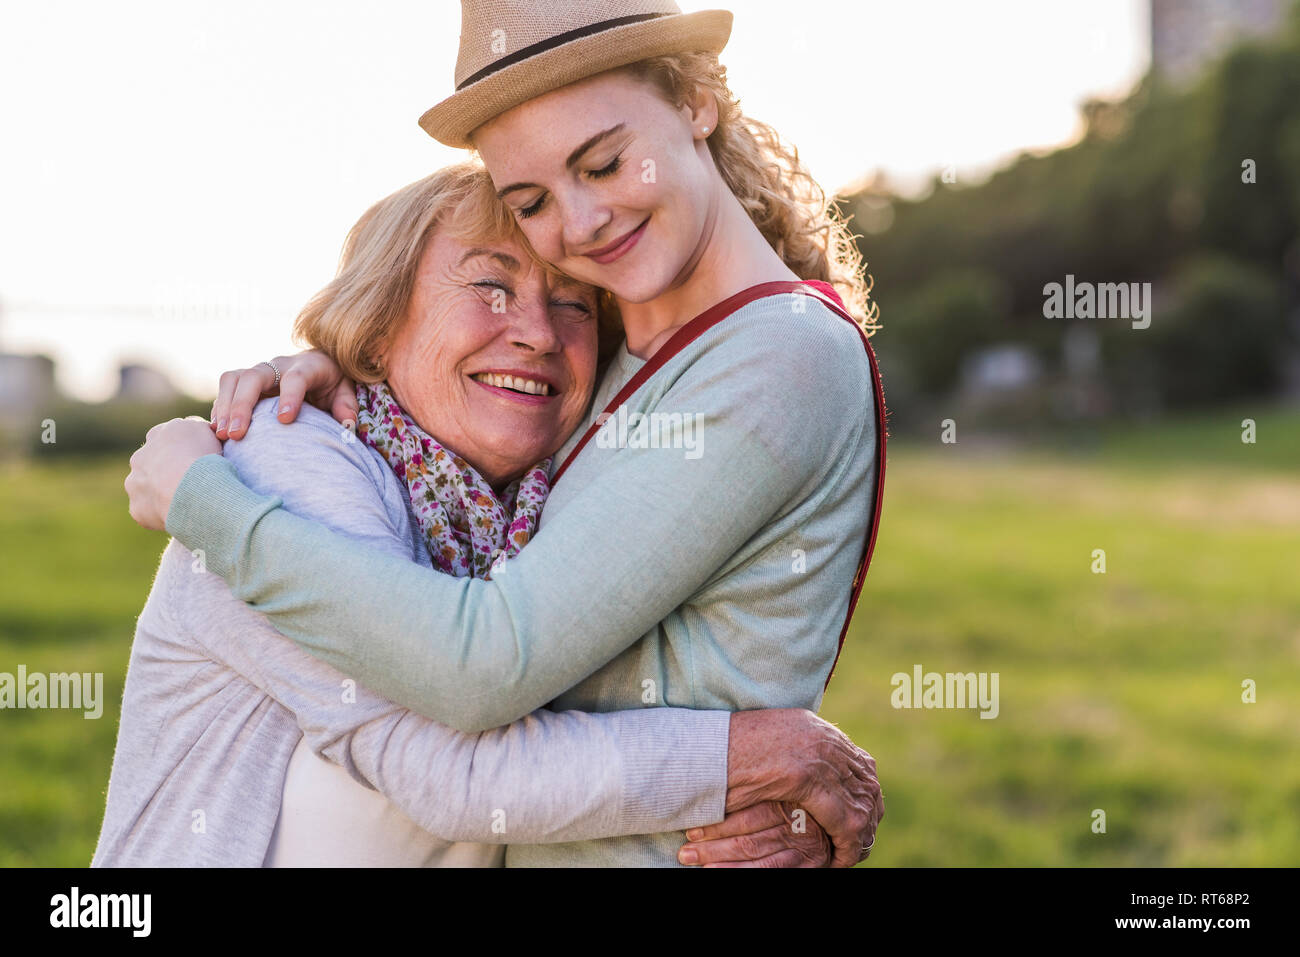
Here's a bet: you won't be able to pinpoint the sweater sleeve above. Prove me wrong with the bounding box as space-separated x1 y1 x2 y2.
181 570 730 842
176 399 730 842
166 304 871 731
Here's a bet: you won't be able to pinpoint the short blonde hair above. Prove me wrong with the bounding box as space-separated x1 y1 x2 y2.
294 161 618 381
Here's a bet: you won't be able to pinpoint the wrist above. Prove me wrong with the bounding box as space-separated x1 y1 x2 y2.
724 709 803 812
163 453 281 580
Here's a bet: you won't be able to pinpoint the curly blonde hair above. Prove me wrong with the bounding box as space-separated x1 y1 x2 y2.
622 51 880 336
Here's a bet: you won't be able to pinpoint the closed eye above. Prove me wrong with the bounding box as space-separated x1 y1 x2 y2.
517 154 623 219
473 279 514 298
588 154 623 180
552 299 593 317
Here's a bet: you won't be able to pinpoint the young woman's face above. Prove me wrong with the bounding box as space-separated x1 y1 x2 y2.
382 228 599 489
472 69 719 305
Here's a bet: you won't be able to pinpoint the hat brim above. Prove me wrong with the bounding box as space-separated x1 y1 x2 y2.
419 10 733 149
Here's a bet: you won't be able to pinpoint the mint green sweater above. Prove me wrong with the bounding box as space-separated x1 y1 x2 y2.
166 291 880 866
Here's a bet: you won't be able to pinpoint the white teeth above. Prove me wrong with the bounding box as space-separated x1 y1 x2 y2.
473 373 550 396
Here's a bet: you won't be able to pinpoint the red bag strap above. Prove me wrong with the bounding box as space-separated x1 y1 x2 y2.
551 280 887 691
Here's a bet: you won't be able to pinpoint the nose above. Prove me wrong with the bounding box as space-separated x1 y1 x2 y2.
559 186 613 254
505 287 563 355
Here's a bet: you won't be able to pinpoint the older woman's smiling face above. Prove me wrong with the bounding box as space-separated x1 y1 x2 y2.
381 228 599 491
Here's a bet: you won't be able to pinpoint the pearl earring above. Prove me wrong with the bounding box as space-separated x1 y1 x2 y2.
702 126 710 135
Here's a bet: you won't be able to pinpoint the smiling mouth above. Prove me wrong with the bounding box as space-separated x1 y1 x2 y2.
470 372 555 397
584 217 650 264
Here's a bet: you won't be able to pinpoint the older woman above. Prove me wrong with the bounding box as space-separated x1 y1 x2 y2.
102 161 875 867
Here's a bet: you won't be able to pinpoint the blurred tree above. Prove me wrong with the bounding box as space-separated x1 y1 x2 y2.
843 9 1300 423
885 269 1011 396
23 398 210 459
1198 44 1300 265
1149 256 1284 406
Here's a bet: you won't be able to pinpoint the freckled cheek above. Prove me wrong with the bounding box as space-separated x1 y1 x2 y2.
562 350 596 425
565 328 598 394
518 219 561 264
564 397 587 431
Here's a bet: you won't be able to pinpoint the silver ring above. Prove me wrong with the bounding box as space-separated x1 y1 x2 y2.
862 837 875 854
261 359 281 387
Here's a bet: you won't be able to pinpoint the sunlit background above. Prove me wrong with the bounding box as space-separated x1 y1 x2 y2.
2 0 1148 402
2 0 1298 867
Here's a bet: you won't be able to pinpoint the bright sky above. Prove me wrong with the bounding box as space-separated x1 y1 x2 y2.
0 0 1149 401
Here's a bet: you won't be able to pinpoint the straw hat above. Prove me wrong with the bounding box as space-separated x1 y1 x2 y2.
420 1 733 148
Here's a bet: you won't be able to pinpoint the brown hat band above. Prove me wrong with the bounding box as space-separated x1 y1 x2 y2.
456 12 673 90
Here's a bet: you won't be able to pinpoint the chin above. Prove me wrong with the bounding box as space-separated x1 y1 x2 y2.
604 268 673 305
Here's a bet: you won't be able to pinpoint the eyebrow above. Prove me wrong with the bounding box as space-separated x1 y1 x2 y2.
495 123 627 199
457 248 520 271
550 276 597 299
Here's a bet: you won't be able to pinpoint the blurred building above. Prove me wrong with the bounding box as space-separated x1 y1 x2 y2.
116 363 181 402
961 345 1044 394
0 352 56 418
0 353 181 419
1151 0 1287 83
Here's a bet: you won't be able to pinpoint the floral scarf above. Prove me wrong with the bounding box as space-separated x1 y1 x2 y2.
354 381 550 579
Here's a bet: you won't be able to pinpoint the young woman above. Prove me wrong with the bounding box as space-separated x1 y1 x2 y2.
125 1 887 867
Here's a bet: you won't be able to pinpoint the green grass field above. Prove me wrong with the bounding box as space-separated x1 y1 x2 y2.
2 404 1297 866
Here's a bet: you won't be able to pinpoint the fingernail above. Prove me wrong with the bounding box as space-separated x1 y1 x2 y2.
678 846 698 865
279 404 292 415
685 828 704 842
216 418 227 432
229 418 241 432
